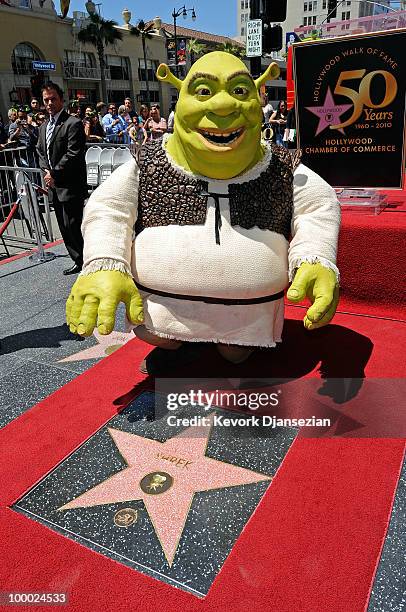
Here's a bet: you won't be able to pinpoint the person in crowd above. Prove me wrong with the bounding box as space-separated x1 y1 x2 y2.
29 98 40 117
138 104 150 125
83 109 105 142
8 105 39 165
269 100 288 147
124 97 137 120
67 99 81 118
102 103 123 143
6 108 18 131
117 104 131 143
262 94 274 125
167 102 176 133
33 112 47 128
144 104 167 141
284 104 297 150
37 81 87 275
128 114 147 146
84 105 94 117
96 101 107 126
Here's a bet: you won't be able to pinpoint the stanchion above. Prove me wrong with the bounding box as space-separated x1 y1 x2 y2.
24 180 56 263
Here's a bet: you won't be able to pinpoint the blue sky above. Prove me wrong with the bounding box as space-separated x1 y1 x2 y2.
67 0 237 38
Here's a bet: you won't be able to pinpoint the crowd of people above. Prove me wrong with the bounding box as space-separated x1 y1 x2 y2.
0 85 176 276
0 92 299 159
0 95 172 161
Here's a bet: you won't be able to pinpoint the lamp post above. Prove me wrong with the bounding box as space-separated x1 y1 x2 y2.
172 5 196 77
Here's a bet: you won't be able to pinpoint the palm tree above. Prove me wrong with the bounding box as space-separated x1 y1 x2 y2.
187 39 206 65
77 13 123 103
218 42 245 59
130 20 154 106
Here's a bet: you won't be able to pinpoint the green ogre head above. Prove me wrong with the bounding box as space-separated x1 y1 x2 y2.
157 51 279 179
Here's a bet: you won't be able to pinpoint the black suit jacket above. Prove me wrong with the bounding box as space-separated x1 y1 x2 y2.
37 110 87 203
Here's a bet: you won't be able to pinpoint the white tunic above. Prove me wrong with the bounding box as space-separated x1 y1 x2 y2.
81 139 340 347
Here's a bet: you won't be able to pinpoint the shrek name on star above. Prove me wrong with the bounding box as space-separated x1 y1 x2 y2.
66 51 341 374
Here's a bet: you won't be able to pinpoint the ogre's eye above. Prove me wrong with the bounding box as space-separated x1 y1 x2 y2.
233 86 249 96
195 86 212 97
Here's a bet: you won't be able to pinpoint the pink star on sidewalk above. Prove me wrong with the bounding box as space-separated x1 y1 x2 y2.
58 329 134 363
305 87 352 136
59 414 272 565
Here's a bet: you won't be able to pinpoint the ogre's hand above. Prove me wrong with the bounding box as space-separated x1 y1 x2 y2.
287 262 339 330
66 270 143 336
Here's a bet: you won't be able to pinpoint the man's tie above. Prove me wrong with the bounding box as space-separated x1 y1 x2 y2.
46 116 55 166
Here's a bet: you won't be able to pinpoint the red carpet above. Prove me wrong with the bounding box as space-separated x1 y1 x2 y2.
337 186 406 321
0 308 404 611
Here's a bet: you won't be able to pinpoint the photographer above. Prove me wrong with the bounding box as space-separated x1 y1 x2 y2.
102 103 123 143
8 105 39 166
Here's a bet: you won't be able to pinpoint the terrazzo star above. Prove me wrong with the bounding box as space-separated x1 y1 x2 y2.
66 52 341 374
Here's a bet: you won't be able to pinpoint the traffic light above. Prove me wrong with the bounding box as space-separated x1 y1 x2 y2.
262 0 287 23
263 24 283 53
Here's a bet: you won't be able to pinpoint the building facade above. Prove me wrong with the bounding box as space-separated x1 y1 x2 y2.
0 1 171 119
236 0 391 48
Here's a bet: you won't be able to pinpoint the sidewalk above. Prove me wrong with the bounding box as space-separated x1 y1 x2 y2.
0 243 129 429
0 242 404 611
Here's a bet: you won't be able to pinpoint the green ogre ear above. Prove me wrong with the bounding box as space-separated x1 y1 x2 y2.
156 64 183 91
254 62 280 89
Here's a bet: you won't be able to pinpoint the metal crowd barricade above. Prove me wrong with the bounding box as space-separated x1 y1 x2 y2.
85 142 135 190
0 147 55 258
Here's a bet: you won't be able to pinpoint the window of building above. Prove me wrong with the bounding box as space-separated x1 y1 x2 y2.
313 1 317 10
322 0 326 8
245 0 249 8
241 0 244 8
308 1 312 11
303 16 307 25
241 26 245 35
68 88 97 104
304 2 308 11
107 56 130 81
138 90 160 105
108 90 132 104
341 10 351 20
12 42 42 75
64 50 95 68
138 58 158 84
313 15 317 24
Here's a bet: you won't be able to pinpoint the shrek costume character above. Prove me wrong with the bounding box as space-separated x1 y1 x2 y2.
66 52 340 372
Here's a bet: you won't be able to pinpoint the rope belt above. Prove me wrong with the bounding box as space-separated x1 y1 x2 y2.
135 282 284 305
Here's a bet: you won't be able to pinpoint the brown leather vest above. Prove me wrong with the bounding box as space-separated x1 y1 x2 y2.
135 139 301 241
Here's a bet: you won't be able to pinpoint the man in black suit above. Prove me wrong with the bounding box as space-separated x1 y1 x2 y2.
37 81 87 275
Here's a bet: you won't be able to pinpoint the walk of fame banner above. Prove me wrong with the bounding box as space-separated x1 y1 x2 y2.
293 29 406 188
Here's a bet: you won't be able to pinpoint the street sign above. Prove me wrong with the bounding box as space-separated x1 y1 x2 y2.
246 19 262 57
32 61 56 71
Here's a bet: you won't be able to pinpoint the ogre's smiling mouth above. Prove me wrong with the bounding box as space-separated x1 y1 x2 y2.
197 127 245 147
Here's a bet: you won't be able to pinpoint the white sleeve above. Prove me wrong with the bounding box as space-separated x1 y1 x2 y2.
81 157 139 276
288 162 341 282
